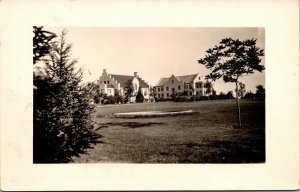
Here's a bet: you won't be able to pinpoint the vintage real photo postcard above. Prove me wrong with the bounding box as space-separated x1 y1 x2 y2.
1 0 299 191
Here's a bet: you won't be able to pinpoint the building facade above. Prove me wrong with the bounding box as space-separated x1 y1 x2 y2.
153 73 206 99
97 69 151 102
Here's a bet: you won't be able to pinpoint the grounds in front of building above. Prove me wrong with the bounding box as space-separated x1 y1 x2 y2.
72 99 265 163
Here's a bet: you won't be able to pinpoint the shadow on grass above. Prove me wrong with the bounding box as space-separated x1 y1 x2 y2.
95 122 165 129
169 140 265 163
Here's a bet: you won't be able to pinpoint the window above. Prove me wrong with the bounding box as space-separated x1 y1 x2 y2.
184 84 189 89
172 88 175 94
178 85 181 90
161 87 164 91
158 87 160 92
196 82 203 88
199 77 201 80
166 87 169 91
172 80 174 84
158 94 160 98
162 94 164 99
167 93 169 97
189 84 192 89
107 81 110 84
104 81 106 84
100 81 102 83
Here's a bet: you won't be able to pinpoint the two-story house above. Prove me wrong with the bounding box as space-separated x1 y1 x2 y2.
153 73 206 99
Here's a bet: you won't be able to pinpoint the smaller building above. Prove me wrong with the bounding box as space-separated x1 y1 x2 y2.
153 73 206 99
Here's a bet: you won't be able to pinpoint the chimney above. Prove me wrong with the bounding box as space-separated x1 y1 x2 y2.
103 69 107 74
134 72 138 77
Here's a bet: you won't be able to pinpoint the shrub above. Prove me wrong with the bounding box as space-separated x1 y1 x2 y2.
136 89 145 103
194 96 209 101
175 96 191 102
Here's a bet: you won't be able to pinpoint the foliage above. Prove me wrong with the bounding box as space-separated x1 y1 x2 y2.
33 26 57 64
204 80 214 96
225 91 234 99
243 91 255 99
236 82 246 98
256 84 265 98
198 38 265 128
136 87 145 103
33 28 100 163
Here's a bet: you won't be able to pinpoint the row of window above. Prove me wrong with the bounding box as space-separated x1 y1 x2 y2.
157 91 203 98
157 86 180 92
100 80 110 84
156 83 203 92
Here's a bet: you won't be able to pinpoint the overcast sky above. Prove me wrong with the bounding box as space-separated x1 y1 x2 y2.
45 27 265 94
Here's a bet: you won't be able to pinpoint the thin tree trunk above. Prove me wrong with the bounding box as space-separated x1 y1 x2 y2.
235 81 242 128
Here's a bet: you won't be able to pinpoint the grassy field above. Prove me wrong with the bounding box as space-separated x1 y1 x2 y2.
72 99 265 163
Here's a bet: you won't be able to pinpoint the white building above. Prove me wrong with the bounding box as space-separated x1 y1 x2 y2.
97 69 151 102
153 73 206 99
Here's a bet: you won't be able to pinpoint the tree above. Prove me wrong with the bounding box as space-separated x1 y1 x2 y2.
204 80 215 97
256 84 265 98
33 26 57 64
225 91 234 99
236 82 246 98
124 82 134 102
136 87 145 103
198 38 264 128
34 28 99 163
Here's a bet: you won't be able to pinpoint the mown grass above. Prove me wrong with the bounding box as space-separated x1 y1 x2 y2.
72 99 265 163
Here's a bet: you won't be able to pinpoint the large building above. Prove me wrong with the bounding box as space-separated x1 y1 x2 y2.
153 73 206 99
97 69 151 102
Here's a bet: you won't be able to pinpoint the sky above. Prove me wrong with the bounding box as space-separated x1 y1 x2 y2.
44 27 265 94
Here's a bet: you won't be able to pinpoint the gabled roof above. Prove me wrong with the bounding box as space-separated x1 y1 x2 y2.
177 74 198 83
138 78 150 88
111 74 133 88
155 74 198 86
110 74 149 88
156 78 169 86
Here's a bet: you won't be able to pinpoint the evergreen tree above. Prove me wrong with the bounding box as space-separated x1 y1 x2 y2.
136 87 144 103
33 28 99 163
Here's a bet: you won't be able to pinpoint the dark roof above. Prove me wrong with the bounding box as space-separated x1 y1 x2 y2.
155 74 198 86
177 74 198 83
156 78 169 86
137 78 150 88
110 74 149 88
110 74 133 88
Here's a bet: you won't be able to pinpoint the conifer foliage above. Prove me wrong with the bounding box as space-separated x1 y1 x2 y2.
33 27 100 163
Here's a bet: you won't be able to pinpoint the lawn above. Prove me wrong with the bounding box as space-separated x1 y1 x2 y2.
72 99 265 163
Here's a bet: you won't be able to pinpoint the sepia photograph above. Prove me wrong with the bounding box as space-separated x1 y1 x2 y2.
1 0 299 190
33 27 265 163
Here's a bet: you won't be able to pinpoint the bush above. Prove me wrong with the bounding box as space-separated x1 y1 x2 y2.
155 98 172 102
174 96 191 102
136 90 144 103
193 96 209 101
209 95 218 100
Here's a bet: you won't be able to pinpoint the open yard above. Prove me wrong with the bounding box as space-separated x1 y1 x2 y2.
72 99 265 163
